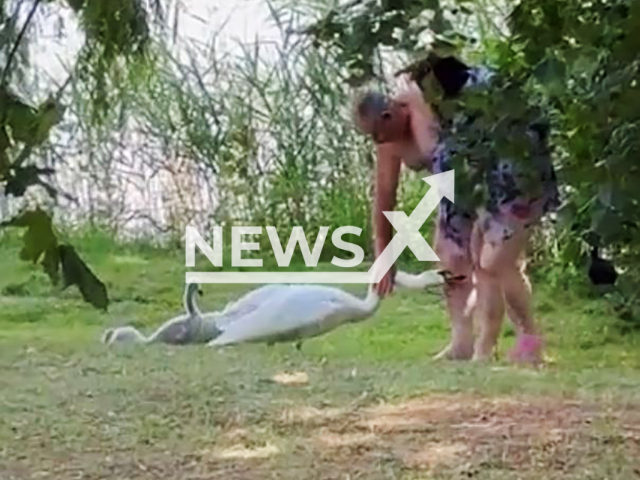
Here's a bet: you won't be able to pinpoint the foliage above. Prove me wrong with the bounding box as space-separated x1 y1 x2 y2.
80 9 381 260
508 0 640 247
0 0 159 309
303 0 640 323
0 209 108 309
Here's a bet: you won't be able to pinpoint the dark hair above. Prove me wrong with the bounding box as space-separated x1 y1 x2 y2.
429 55 470 98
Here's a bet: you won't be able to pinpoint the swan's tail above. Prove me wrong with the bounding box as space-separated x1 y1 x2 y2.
102 326 147 345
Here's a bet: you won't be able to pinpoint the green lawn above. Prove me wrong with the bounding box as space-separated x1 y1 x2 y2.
1 233 639 479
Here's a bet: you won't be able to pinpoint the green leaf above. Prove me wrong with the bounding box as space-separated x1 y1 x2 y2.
42 245 61 285
556 200 577 229
4 165 56 198
591 203 623 244
0 126 9 176
66 0 85 12
1 94 38 144
0 210 108 310
0 92 63 148
1 209 58 264
59 245 109 311
27 98 66 146
0 125 9 150
534 57 566 85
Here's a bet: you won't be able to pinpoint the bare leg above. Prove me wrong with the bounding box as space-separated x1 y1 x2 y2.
434 277 475 360
433 224 475 361
502 257 543 364
502 257 536 336
475 216 542 364
472 268 505 361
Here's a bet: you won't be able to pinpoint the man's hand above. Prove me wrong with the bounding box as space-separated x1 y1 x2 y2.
395 75 425 107
375 268 396 296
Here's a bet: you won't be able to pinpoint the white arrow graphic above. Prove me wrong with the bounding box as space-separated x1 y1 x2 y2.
368 170 455 283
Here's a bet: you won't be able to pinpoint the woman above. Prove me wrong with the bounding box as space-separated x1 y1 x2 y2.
354 54 559 363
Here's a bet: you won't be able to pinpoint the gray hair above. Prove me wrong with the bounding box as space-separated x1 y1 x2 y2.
356 91 389 119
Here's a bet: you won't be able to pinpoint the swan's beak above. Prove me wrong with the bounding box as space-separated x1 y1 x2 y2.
438 270 466 283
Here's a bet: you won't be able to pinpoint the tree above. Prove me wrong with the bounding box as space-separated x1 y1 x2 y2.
302 0 640 322
302 0 639 251
0 0 160 310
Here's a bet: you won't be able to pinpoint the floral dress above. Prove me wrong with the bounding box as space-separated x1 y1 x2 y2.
425 66 560 249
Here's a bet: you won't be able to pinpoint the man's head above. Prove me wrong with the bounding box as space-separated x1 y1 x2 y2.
354 91 411 144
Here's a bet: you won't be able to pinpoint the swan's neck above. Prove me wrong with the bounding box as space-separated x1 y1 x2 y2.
362 287 380 313
184 285 202 318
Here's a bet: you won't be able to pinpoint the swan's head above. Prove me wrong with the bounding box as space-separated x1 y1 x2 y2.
185 282 203 299
437 270 467 284
183 282 203 316
101 328 115 344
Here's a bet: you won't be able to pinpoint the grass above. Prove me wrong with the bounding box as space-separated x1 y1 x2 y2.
1 231 639 479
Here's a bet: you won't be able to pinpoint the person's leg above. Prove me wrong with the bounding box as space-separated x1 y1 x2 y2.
433 220 476 360
474 216 542 363
472 266 505 361
502 254 536 336
502 251 544 364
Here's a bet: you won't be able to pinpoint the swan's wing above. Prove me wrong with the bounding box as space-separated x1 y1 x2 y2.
103 326 146 344
215 285 290 328
208 288 345 346
148 316 190 344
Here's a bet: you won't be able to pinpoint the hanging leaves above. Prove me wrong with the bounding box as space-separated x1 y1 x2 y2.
59 245 109 311
0 209 109 311
1 209 58 264
0 125 9 175
80 0 150 60
4 165 57 197
0 89 65 148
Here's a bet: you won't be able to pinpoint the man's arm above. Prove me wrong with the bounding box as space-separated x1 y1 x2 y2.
374 142 401 295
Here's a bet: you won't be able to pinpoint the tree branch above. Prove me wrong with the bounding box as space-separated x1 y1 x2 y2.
1 0 43 88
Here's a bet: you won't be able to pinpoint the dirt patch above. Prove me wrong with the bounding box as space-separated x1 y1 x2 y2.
271 371 310 386
3 394 639 480
274 394 640 478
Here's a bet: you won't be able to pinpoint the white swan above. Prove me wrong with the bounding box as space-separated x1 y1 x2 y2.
203 269 444 348
102 283 219 345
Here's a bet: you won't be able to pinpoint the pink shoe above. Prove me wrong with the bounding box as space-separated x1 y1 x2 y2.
508 334 544 365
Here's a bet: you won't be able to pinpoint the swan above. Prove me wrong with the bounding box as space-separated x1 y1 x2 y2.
202 269 444 348
102 283 219 345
